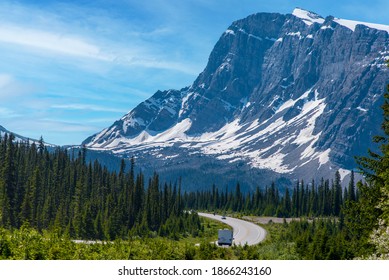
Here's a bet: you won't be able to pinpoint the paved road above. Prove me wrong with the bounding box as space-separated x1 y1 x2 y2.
198 212 267 246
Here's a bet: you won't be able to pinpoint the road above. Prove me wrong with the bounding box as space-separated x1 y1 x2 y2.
198 212 267 246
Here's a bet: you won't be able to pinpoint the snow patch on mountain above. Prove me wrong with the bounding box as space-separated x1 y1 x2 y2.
113 118 192 148
178 91 193 118
338 168 351 180
238 28 264 41
318 148 331 166
224 29 236 36
293 7 389 33
276 88 313 113
292 8 324 26
333 18 389 33
286 31 303 40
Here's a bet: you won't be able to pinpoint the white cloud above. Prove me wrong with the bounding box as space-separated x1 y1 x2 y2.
0 24 113 61
0 23 201 75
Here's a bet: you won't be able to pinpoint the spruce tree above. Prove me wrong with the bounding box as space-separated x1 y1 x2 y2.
332 171 342 216
1 134 16 227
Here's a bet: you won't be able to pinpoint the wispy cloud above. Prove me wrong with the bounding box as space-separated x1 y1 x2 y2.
0 107 21 118
0 23 200 75
0 0 205 72
0 24 111 61
36 119 99 133
51 103 126 113
0 73 37 100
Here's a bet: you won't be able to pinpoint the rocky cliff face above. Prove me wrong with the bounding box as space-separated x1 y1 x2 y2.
83 8 389 190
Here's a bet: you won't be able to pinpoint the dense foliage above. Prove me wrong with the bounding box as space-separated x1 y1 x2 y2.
0 220 303 260
0 217 362 260
184 171 355 218
0 136 201 240
0 218 229 260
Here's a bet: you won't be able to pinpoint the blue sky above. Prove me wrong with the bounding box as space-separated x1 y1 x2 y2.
1 0 389 145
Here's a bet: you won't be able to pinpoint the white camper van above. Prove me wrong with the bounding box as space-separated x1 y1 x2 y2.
217 229 233 246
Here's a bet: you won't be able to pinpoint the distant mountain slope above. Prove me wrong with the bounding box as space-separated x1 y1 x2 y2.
83 8 389 191
1 125 35 143
0 125 54 146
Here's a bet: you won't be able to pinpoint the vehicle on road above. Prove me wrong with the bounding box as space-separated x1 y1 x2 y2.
218 229 233 246
198 212 267 246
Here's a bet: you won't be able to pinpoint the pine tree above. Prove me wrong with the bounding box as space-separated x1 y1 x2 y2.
283 188 292 216
332 171 342 216
309 179 318 216
0 134 16 227
234 183 242 211
347 170 356 202
38 136 45 155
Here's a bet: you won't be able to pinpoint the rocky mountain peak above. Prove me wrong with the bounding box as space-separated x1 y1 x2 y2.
83 8 389 190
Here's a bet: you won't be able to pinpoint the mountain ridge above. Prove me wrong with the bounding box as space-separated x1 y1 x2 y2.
0 125 52 145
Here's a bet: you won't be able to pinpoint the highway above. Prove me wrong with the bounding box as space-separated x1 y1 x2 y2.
198 212 267 246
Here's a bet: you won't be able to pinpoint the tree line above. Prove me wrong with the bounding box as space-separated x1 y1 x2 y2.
184 170 357 218
0 135 201 240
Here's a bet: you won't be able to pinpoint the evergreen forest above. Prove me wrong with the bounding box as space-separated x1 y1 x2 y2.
0 135 200 240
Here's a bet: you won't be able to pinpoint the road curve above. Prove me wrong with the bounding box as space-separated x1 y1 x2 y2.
198 213 267 246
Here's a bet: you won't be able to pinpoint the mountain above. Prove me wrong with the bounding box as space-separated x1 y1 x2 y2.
83 8 389 191
0 125 54 147
1 125 37 143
